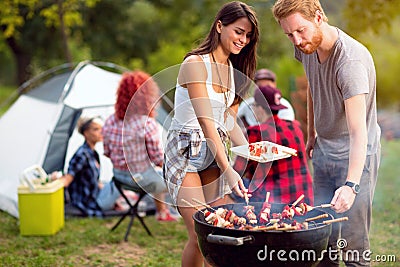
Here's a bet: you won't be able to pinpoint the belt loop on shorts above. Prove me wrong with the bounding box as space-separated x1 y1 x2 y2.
177 129 202 158
189 130 202 158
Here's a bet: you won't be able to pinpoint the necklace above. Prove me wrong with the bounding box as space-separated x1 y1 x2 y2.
211 52 233 161
211 52 231 124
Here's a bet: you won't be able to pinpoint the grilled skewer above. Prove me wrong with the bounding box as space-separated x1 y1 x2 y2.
304 213 329 222
244 191 249 205
308 217 349 227
322 217 349 224
291 194 305 207
191 198 216 212
265 192 270 203
308 203 333 211
181 199 206 214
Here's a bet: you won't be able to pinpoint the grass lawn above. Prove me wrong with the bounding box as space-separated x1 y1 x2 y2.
0 140 399 267
369 139 400 266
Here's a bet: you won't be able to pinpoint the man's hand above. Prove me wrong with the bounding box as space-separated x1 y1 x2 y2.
331 186 356 213
305 136 316 159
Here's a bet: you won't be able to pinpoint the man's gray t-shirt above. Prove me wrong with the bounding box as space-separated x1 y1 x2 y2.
295 29 380 159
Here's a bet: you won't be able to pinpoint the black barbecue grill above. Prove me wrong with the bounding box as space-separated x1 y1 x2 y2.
193 202 334 267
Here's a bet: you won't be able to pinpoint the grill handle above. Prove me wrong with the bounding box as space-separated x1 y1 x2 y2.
206 234 254 246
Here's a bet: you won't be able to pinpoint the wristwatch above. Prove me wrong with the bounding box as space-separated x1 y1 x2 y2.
345 181 360 194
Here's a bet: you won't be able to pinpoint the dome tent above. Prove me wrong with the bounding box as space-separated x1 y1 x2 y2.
0 61 170 218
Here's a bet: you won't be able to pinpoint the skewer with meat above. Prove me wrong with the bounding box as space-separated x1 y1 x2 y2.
188 197 344 231
281 205 295 219
224 209 247 226
287 194 305 218
259 192 271 224
204 208 231 228
180 199 218 225
240 190 257 224
298 203 333 215
189 198 248 228
243 205 257 224
290 220 308 230
206 209 248 228
270 195 304 220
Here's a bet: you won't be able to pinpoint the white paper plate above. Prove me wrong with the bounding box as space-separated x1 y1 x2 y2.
230 141 297 163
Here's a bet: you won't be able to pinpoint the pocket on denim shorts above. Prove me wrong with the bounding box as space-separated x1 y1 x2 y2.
191 148 203 159
187 143 207 171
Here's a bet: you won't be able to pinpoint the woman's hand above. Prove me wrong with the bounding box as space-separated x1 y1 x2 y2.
98 182 104 190
223 166 248 198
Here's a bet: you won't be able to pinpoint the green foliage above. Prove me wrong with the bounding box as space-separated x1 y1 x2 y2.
40 1 84 29
0 0 38 38
147 41 187 74
0 0 399 106
273 55 304 98
0 85 17 115
81 0 161 66
343 0 400 36
0 42 15 85
0 0 101 84
357 18 400 108
369 139 400 266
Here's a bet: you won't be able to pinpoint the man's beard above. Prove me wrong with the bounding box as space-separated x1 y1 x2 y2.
297 27 323 54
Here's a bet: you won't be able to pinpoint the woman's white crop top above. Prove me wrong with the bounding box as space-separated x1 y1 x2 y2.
172 54 235 130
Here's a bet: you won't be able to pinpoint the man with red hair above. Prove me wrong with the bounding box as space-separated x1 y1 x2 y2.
272 1 381 266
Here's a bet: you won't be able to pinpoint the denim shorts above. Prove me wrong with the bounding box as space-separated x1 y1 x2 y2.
186 141 219 173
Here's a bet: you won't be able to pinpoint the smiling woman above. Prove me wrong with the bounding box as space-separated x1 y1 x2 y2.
163 1 260 266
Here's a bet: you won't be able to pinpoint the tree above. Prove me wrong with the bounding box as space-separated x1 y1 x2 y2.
0 0 98 85
343 0 400 37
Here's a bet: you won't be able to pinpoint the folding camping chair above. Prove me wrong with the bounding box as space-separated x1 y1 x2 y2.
110 177 153 241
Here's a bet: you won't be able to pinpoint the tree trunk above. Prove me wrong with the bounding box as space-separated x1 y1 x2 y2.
57 0 72 64
5 36 32 86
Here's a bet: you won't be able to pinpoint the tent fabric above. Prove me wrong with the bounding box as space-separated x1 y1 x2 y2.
0 96 64 217
25 71 71 102
0 61 168 218
63 64 120 109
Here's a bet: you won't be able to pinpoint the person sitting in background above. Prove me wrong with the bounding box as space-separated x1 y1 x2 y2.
53 115 121 217
238 68 295 128
233 85 313 204
102 70 178 222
